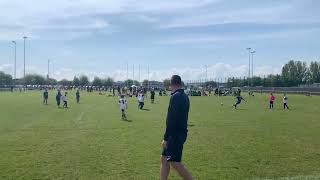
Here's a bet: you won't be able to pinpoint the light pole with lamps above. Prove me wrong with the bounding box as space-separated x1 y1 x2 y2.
251 51 256 86
12 41 17 80
23 36 28 80
246 47 251 87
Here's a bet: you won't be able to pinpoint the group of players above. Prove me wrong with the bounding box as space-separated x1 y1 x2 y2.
233 92 290 110
42 88 81 108
118 89 156 120
43 86 289 121
42 87 157 121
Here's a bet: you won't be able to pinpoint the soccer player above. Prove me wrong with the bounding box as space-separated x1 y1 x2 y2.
283 94 289 110
56 89 62 108
62 92 68 108
151 89 155 104
160 75 193 180
76 89 80 104
137 92 145 109
233 95 245 109
269 93 275 109
119 95 128 120
43 88 49 105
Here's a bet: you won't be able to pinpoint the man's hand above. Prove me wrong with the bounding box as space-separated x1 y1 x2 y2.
161 140 168 149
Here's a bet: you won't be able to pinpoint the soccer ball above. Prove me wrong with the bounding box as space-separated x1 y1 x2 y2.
221 103 223 106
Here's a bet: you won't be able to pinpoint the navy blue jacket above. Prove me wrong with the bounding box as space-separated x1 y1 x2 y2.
164 89 190 141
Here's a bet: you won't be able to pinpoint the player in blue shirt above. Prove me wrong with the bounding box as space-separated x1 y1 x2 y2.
233 95 245 109
43 89 49 105
56 89 62 108
76 89 80 104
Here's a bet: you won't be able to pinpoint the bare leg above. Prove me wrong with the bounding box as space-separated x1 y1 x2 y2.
170 162 193 180
160 156 170 180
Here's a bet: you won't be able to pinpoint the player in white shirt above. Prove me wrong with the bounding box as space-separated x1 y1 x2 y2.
62 92 68 108
283 94 289 110
137 92 145 109
119 95 128 120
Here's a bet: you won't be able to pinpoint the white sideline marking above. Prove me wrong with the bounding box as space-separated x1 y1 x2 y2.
254 175 320 180
77 112 84 121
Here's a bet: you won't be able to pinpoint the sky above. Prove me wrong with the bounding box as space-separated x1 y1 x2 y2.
0 0 319 81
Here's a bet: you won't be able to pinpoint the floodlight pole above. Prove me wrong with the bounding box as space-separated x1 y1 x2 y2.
246 48 251 87
47 59 50 79
12 41 17 80
147 65 150 89
250 51 256 86
138 64 141 83
205 65 208 83
126 62 129 87
23 36 28 80
133 64 135 83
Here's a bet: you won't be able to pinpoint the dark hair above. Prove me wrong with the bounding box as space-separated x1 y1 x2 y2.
121 95 124 98
171 75 182 86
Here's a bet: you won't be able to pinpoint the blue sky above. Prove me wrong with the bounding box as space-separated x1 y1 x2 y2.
0 0 319 81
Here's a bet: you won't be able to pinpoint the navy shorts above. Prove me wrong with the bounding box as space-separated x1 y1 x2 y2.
162 135 187 162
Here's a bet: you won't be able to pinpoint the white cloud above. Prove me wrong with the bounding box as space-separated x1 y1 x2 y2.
158 28 320 44
161 1 320 28
0 0 318 41
0 64 13 73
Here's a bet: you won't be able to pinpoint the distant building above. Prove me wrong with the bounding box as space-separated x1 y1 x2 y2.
113 81 125 87
148 81 164 88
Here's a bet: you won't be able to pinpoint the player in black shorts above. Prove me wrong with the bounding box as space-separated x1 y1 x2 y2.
150 89 155 104
160 75 193 180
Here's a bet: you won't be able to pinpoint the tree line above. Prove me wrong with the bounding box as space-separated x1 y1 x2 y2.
0 60 319 87
226 60 320 87
0 72 152 88
0 73 115 87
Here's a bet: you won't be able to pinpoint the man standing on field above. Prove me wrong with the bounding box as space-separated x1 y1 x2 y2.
160 75 193 180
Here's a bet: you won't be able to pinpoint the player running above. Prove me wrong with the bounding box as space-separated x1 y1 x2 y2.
119 95 128 120
233 95 245 109
283 94 289 110
62 92 68 108
137 91 145 109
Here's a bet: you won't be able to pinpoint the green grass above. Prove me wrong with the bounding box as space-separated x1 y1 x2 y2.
0 91 320 180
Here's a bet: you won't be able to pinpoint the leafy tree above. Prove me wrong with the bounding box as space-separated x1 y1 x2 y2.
59 79 72 86
92 77 102 87
251 76 262 87
102 77 114 87
79 75 89 86
23 74 46 85
163 79 171 90
142 79 149 87
0 71 13 86
310 61 320 83
73 76 80 87
47 78 58 85
124 79 134 87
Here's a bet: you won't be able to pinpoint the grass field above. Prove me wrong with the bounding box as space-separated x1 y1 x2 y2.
0 91 320 180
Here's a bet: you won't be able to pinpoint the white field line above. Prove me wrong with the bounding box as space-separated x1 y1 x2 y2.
77 112 84 121
253 174 320 180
